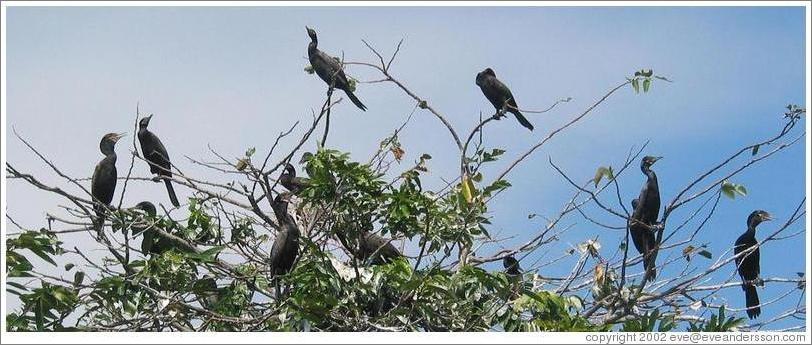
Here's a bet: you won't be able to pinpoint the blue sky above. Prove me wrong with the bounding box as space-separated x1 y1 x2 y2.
4 6 807 329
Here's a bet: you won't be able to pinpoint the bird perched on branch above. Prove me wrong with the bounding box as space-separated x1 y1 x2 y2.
131 201 166 255
357 231 402 265
279 163 311 195
735 210 772 319
503 255 522 276
269 193 301 277
138 114 180 207
91 132 126 234
306 26 367 111
336 215 402 265
628 155 662 282
475 68 533 131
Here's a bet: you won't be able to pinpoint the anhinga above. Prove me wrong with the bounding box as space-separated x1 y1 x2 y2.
475 68 534 131
279 163 311 194
91 132 126 233
138 115 180 207
503 255 522 276
269 193 301 277
306 26 367 111
628 155 662 282
735 210 772 319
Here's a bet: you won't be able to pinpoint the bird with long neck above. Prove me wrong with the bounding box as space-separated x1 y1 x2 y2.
279 163 311 195
735 210 772 319
475 68 534 131
628 155 662 282
269 193 301 278
306 26 367 111
91 132 126 234
138 114 180 207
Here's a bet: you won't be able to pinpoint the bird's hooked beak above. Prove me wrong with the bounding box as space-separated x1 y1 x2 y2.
651 156 663 164
762 212 774 221
140 114 154 126
112 132 127 142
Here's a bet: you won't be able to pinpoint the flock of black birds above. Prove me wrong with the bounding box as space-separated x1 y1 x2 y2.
86 27 769 319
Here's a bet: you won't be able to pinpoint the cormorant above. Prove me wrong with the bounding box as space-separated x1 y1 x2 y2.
336 216 402 265
138 115 180 207
475 68 533 131
131 201 168 255
279 163 311 194
628 155 662 282
306 26 367 111
269 193 301 277
356 231 402 265
503 255 522 276
91 132 126 233
735 210 772 319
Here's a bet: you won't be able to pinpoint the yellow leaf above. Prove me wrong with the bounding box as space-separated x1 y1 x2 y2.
461 174 475 204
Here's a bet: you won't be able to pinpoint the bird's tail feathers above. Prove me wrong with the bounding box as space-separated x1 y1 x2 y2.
164 179 180 207
512 110 534 131
344 90 367 111
744 284 761 319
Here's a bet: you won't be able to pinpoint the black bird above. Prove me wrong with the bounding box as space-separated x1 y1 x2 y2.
503 255 522 276
628 156 662 282
131 201 167 255
336 215 402 265
269 193 301 277
91 132 126 233
475 68 533 131
138 115 180 207
735 210 772 319
356 231 402 265
306 26 367 111
279 163 311 194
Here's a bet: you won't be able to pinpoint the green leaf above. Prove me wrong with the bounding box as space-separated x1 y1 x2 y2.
751 145 760 156
245 147 256 157
643 78 651 93
593 166 613 187
188 246 225 263
721 181 747 199
631 79 640 93
697 250 713 259
64 263 74 271
30 248 57 266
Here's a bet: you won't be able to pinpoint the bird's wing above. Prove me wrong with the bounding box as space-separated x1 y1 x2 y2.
733 235 745 268
269 229 288 265
312 50 350 88
481 77 515 110
753 245 760 277
140 132 172 175
91 158 117 203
